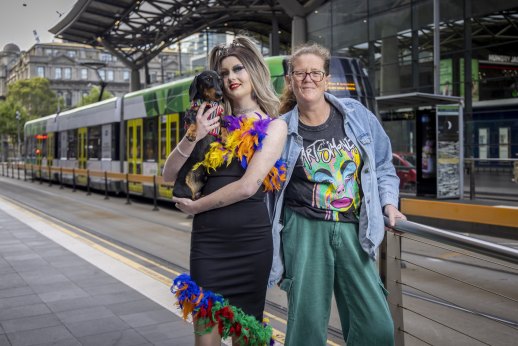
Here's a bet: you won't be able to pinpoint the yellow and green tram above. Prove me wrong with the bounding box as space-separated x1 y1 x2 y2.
24 56 374 199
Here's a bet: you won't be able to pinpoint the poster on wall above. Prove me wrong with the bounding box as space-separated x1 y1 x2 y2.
440 58 479 101
436 106 462 199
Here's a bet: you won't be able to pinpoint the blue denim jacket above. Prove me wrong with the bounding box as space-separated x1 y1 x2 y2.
267 93 400 287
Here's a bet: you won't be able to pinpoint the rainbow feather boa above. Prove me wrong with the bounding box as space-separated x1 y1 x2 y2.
193 114 287 192
172 273 274 345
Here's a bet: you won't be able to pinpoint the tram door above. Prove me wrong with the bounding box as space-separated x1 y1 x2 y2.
127 119 143 193
158 113 180 198
34 134 46 169
77 128 87 169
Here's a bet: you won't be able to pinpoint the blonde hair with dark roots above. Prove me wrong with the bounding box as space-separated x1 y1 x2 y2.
279 42 331 114
209 36 280 117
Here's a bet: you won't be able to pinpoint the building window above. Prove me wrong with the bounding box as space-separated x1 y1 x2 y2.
100 53 112 62
37 66 45 77
107 70 114 81
67 50 76 58
54 67 62 79
64 68 71 80
123 70 130 81
80 68 87 80
99 69 106 80
64 91 72 107
150 72 157 83
45 48 53 56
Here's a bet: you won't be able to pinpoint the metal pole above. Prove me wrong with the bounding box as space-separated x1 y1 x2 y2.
86 169 91 195
152 175 159 211
178 42 182 77
433 0 440 94
125 173 131 205
15 111 21 161
469 159 475 199
104 171 109 200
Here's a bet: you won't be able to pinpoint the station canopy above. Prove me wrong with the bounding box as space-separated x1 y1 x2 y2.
49 0 313 69
376 93 463 111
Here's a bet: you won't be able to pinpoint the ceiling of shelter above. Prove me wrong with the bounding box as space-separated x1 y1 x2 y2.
348 9 518 61
50 0 315 69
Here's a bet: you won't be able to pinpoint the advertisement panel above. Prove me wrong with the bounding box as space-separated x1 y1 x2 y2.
436 106 462 199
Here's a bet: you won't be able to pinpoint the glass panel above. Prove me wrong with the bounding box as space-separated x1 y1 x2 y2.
499 127 509 158
170 119 178 150
128 126 134 159
478 128 489 159
143 118 158 161
161 116 167 161
111 123 120 161
87 126 101 159
67 130 77 159
136 125 142 160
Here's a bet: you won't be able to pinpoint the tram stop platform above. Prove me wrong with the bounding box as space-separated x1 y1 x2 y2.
0 198 193 346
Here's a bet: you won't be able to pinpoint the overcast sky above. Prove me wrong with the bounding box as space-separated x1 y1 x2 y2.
0 0 75 52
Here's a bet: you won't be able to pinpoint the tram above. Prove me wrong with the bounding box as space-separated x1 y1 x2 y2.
24 56 375 199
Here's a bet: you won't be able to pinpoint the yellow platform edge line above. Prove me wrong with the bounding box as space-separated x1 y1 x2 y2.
401 198 518 228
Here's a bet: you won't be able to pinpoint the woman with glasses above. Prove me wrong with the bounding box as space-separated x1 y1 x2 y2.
269 43 406 345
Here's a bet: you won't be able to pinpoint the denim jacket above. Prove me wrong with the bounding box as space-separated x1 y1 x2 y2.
267 93 400 287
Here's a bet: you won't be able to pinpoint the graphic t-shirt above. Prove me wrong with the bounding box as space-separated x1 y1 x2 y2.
285 106 363 222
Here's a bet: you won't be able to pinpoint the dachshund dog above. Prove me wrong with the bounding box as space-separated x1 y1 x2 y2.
173 70 224 200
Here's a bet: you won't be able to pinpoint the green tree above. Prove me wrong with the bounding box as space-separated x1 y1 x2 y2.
76 85 114 107
6 77 59 118
0 100 25 158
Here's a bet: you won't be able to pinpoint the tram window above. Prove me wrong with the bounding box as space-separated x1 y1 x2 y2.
56 133 61 159
41 138 47 157
88 126 102 160
170 120 178 151
111 123 120 160
67 130 77 159
160 116 167 161
59 131 67 159
143 117 158 161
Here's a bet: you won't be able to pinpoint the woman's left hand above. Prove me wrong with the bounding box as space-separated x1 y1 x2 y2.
172 197 199 215
383 204 407 227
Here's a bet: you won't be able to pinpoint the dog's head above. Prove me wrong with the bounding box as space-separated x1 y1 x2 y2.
189 70 223 102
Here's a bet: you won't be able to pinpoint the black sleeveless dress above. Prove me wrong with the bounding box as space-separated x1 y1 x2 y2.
190 159 273 321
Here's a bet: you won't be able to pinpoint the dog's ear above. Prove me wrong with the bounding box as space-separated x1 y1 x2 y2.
189 75 199 101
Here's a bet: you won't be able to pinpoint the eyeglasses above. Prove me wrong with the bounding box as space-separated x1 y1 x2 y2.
291 70 326 82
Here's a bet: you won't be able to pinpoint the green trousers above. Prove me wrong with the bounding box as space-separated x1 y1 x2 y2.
280 208 394 346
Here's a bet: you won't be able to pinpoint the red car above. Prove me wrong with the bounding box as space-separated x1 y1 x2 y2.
392 152 416 190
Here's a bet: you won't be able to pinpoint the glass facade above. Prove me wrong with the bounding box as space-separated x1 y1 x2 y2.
307 0 518 194
308 0 518 99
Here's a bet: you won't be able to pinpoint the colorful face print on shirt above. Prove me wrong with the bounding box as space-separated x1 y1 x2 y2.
301 136 361 220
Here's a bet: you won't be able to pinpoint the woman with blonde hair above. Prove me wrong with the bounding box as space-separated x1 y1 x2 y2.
163 36 287 346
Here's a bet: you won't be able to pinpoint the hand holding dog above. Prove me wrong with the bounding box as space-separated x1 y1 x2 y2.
172 197 199 215
194 102 223 142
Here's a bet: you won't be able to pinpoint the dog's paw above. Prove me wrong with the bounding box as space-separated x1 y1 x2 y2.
186 132 197 142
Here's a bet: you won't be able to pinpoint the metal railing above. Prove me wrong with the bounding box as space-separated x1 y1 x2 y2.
381 218 518 346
